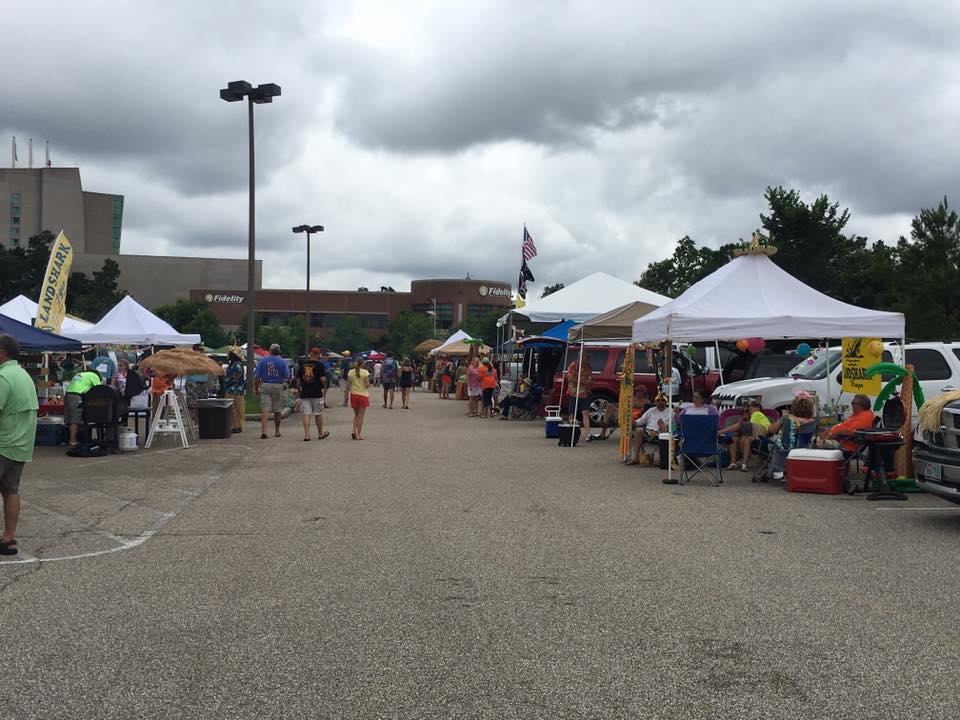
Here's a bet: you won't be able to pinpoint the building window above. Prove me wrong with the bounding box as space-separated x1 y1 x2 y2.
412 303 453 329
111 196 124 253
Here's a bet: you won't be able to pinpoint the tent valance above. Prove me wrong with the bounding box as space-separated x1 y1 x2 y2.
632 253 905 342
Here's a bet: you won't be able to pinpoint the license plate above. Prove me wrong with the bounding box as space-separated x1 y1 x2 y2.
925 462 942 481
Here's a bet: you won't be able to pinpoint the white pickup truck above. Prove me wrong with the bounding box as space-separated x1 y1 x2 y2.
710 342 960 415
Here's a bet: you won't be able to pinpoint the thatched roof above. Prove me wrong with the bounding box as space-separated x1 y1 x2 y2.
412 338 443 353
138 348 225 377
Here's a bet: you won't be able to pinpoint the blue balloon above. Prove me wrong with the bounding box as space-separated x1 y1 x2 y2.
797 343 811 358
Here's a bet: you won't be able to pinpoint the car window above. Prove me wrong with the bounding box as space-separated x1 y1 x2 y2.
614 350 626 373
752 355 797 378
905 349 952 381
633 349 652 373
952 349 960 366
587 349 608 373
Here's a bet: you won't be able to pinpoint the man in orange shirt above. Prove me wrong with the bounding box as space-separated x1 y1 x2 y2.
824 394 876 452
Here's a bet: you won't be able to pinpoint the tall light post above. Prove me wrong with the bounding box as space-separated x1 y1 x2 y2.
293 224 324 355
427 296 437 338
219 79 281 395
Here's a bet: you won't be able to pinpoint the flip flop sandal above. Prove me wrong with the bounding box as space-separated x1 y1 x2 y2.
0 540 18 556
351 432 357 440
260 433 268 440
275 433 282 438
319 431 330 440
304 438 311 442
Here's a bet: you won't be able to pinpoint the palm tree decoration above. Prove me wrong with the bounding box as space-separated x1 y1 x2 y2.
865 362 924 411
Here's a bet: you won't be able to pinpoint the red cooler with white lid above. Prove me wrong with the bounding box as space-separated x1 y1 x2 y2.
786 449 845 494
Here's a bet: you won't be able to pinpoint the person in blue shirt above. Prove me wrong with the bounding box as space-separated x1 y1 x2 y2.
339 351 353 406
254 343 292 439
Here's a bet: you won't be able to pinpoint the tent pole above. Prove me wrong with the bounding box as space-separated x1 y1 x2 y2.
666 342 673 483
571 341 584 448
715 341 724 386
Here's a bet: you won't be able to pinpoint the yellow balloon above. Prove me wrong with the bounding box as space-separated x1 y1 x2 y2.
868 340 884 357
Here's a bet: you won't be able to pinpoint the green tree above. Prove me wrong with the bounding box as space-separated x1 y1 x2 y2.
0 230 56 303
380 310 433 358
894 197 960 339
637 236 734 297
459 308 501 348
67 258 126 322
540 282 565 298
153 299 228 347
327 315 369 354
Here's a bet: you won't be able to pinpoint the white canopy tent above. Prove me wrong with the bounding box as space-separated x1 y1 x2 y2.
501 272 671 326
67 295 201 345
629 251 905 482
632 253 905 343
0 294 95 336
430 329 473 355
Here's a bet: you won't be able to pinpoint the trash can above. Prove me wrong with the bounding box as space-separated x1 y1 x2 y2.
197 398 234 439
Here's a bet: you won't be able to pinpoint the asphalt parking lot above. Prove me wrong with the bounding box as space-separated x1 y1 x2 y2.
2 392 959 719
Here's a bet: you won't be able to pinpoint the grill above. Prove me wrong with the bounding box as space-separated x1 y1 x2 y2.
951 413 960 430
853 397 907 501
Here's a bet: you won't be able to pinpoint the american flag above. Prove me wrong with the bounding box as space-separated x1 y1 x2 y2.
522 226 537 261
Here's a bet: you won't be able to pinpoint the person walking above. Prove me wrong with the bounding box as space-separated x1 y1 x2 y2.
381 353 398 408
373 360 383 387
348 359 371 440
255 343 292 440
399 357 415 409
339 351 353 406
321 352 334 407
466 356 481 417
479 358 499 418
440 357 453 399
223 347 246 433
0 334 38 556
296 347 330 441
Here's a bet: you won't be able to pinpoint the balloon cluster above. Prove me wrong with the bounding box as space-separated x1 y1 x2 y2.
736 338 765 352
796 342 811 357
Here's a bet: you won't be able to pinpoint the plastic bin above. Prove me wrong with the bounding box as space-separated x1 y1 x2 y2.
35 418 66 446
197 398 234 439
786 449 844 494
545 417 562 438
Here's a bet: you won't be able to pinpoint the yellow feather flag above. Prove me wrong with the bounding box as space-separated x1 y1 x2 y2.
515 293 526 309
35 230 74 334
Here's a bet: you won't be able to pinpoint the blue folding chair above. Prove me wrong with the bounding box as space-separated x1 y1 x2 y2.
678 414 723 486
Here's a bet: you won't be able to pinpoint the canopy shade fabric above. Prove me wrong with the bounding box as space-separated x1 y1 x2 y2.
517 320 577 347
430 329 472 355
503 272 671 325
0 313 83 352
568 301 661 342
67 295 201 345
435 339 491 356
632 253 905 343
0 294 94 335
412 338 443 354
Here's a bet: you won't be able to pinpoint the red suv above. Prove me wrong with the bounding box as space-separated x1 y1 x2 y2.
545 345 721 426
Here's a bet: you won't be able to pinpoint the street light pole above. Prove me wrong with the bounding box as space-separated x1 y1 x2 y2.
293 224 324 355
220 79 281 395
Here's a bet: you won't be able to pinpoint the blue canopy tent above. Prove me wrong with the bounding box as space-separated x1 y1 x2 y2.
0 313 84 352
516 319 576 349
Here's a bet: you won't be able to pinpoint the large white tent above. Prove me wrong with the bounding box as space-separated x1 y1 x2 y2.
502 272 671 326
632 253 905 342
67 295 201 345
0 294 94 336
430 329 472 355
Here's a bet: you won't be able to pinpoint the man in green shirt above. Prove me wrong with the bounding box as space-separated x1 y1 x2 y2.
0 334 39 556
65 368 102 448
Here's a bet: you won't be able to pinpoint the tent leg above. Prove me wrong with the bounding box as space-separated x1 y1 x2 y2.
715 341 724 386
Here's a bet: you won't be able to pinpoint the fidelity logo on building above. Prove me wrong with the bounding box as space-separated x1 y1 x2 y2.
478 285 511 298
205 293 245 304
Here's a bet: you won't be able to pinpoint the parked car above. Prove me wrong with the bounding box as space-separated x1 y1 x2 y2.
914 397 960 504
545 345 721 426
710 342 960 417
718 351 800 386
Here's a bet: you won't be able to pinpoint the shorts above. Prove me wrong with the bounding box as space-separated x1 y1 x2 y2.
740 421 766 439
0 455 25 496
468 387 481 398
300 397 323 415
482 388 494 407
564 395 586 416
383 382 395 391
260 383 286 413
350 394 370 410
64 393 82 425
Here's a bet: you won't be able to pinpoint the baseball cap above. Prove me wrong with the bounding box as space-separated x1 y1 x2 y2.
310 347 321 355
269 343 281 353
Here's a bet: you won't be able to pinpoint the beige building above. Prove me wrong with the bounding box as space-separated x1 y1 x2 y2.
0 167 122 252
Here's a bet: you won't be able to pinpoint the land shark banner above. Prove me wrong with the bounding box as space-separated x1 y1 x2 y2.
35 230 73 334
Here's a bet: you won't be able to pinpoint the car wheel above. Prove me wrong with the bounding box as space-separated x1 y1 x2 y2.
587 395 613 427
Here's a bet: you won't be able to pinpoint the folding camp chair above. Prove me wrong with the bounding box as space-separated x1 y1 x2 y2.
677 414 723 486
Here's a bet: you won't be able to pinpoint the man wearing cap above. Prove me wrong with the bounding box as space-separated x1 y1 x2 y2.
296 348 329 441
254 343 292 439
224 347 246 433
0 334 38 556
64 366 103 448
626 393 673 468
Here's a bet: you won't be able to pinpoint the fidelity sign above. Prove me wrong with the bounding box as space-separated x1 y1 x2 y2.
205 293 245 304
478 285 511 298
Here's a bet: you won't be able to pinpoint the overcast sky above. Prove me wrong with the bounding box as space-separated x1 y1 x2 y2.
7 1 959 296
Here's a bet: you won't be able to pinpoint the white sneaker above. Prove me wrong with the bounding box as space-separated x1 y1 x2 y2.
772 471 785 481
